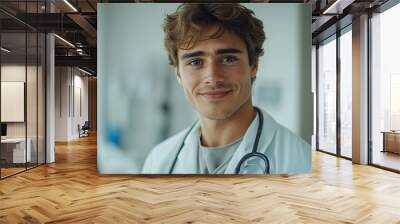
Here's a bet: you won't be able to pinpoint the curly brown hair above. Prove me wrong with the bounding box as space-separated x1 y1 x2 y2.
163 3 266 67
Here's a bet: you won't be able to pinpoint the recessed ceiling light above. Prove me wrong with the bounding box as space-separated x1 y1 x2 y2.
1 47 11 53
78 67 93 76
63 0 78 12
54 34 75 48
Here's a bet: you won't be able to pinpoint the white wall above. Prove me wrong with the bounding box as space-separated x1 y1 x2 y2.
1 65 39 137
71 72 89 138
1 66 26 141
55 67 89 141
55 67 68 141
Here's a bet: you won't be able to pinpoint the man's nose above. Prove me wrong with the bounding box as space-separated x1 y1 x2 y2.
204 61 224 83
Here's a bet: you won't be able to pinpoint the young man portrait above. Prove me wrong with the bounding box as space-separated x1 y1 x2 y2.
142 3 311 174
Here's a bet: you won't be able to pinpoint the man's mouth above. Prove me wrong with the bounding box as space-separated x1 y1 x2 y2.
198 89 233 101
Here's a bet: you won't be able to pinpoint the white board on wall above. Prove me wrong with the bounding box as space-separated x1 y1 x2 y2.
1 82 25 122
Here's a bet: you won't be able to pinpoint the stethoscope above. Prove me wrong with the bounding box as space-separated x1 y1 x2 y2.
169 107 270 174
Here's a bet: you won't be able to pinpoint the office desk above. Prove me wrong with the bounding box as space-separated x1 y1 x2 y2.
381 131 400 154
1 138 32 163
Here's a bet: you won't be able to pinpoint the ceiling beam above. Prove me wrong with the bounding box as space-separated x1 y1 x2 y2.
55 55 96 71
67 13 97 45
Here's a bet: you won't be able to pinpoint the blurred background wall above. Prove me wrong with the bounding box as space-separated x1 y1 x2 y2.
97 3 312 173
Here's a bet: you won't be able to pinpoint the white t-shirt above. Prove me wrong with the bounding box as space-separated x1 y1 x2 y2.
198 135 243 174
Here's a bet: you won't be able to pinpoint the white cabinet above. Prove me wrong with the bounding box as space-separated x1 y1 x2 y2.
1 138 32 163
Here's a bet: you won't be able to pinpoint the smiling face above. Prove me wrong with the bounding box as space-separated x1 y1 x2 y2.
176 26 258 120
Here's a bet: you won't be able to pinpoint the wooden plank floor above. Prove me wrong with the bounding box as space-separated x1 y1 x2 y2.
0 167 26 178
1 135 400 224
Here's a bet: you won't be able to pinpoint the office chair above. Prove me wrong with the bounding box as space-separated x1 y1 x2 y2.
79 121 90 138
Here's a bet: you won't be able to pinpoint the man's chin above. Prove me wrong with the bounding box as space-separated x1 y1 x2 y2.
198 107 234 121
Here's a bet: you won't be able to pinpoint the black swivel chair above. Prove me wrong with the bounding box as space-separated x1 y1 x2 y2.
79 121 90 138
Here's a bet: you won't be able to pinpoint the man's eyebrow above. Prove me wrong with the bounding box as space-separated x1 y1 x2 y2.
180 48 243 60
181 51 205 60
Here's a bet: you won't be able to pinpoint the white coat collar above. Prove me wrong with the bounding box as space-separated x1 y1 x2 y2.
168 107 278 174
168 121 201 174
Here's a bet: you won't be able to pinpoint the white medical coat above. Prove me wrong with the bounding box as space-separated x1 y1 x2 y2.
142 108 311 174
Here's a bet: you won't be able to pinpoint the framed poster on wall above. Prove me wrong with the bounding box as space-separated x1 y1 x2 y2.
1 81 25 122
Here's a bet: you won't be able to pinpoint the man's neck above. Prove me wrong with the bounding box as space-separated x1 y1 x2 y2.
199 101 256 147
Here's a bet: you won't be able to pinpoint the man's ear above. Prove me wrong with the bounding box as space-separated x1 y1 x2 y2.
175 68 182 85
250 61 258 79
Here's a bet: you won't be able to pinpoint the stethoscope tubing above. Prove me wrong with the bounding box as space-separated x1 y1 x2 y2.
234 107 270 174
169 107 270 174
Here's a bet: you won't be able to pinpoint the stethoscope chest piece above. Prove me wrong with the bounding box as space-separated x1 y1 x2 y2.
235 152 270 174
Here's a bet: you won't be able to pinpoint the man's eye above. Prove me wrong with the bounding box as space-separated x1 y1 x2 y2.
188 59 202 66
221 56 238 64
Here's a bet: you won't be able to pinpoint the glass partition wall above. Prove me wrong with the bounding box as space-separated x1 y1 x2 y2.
317 35 337 155
316 26 353 159
316 0 400 172
370 3 400 172
339 27 352 159
0 2 46 179
0 30 27 177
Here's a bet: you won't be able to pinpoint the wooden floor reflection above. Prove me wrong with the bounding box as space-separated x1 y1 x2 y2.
0 134 399 223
